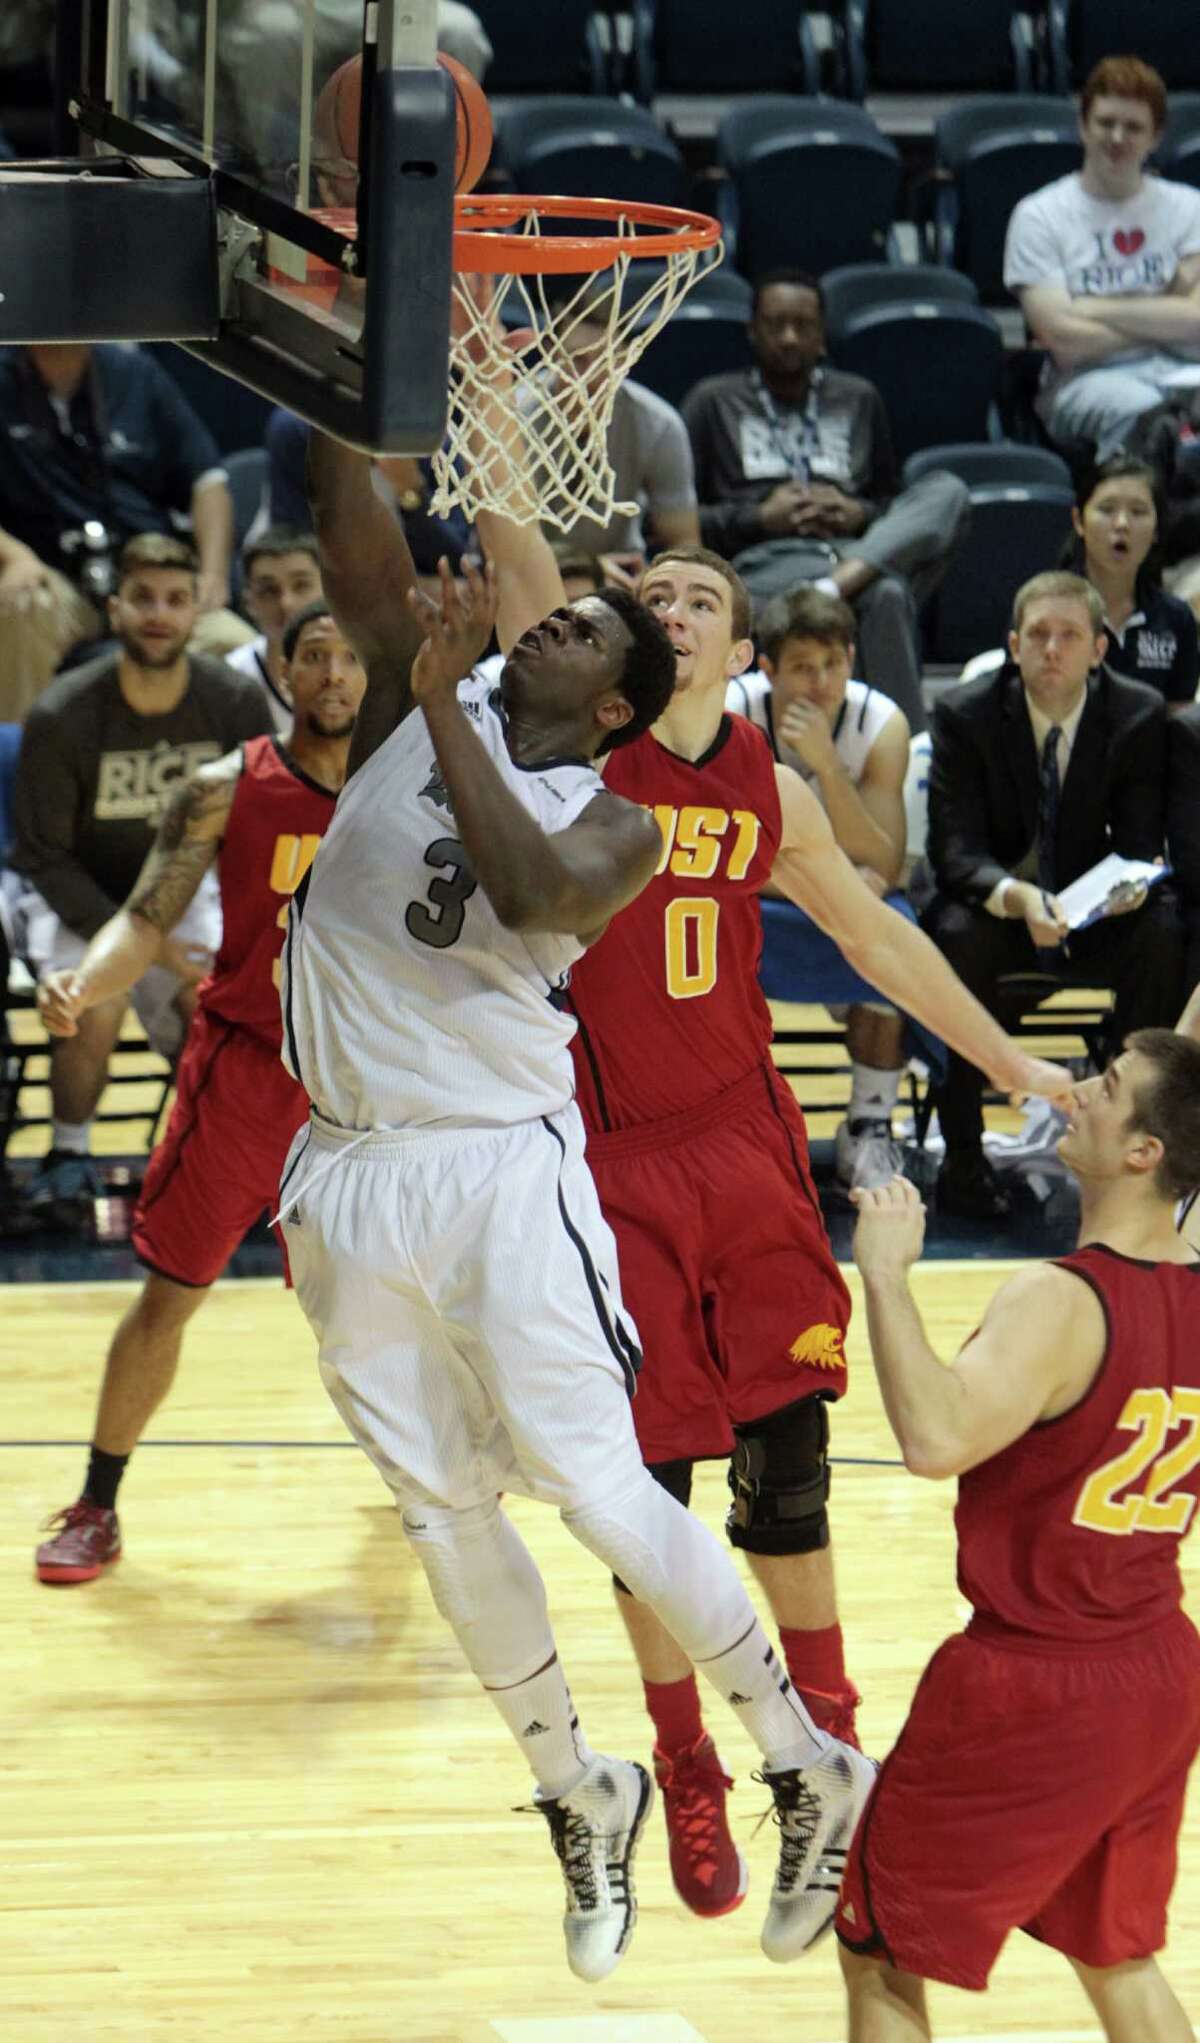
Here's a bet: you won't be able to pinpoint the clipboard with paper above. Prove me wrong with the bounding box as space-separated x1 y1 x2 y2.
1055 853 1170 934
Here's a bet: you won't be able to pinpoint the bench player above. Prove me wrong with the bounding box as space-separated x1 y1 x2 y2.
840 1033 1200 2042
34 602 365 1582
276 427 875 1984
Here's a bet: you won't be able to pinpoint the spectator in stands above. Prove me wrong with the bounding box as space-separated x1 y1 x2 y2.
1005 56 1200 459
224 527 324 738
0 343 253 722
924 570 1181 1221
728 586 933 1190
681 271 969 736
1069 453 1199 708
548 294 702 575
265 406 471 594
5 534 272 1230
1168 702 1200 998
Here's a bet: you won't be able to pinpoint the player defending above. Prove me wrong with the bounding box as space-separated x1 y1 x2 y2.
561 542 1071 1931
34 603 365 1581
277 428 874 1984
838 1033 1200 2041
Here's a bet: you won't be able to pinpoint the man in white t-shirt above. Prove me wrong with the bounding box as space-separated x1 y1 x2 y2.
1005 55 1200 456
224 527 323 739
726 585 929 1191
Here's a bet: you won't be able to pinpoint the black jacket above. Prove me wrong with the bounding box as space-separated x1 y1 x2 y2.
1167 700 1200 909
927 665 1168 910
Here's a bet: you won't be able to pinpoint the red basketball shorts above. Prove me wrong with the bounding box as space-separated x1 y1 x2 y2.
132 1007 310 1289
836 1612 1200 1990
584 1062 850 1463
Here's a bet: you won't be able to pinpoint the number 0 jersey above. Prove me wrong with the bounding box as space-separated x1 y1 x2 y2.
567 714 782 1130
957 1244 1200 1649
279 675 605 1131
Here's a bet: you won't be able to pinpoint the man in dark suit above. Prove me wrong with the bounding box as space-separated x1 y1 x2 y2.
925 570 1181 1220
1167 701 1200 1008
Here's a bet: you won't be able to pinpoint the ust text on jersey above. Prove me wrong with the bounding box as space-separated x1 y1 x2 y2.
647 802 762 1002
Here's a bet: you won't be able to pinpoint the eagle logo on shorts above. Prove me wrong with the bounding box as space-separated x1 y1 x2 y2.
788 1323 846 1371
419 763 454 815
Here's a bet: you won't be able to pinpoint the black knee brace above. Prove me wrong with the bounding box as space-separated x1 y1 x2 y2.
726 1396 831 1556
612 1457 694 1596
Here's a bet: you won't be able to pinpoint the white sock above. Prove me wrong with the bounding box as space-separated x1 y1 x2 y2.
52 1119 92 1156
695 1618 827 1772
483 1656 594 1799
848 1063 902 1129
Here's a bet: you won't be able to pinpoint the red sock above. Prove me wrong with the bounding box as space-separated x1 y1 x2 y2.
778 1623 862 1748
643 1673 705 1756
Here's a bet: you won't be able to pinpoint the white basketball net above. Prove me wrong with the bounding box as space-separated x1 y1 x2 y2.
429 211 720 531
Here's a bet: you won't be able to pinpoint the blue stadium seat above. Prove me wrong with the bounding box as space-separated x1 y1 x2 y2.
829 303 1005 463
904 442 1075 664
142 344 274 457
922 98 1081 302
1049 0 1200 92
821 263 978 350
491 99 687 210
716 100 901 282
0 723 21 867
472 0 612 93
1159 95 1200 194
631 265 753 408
838 0 1038 97
630 0 820 100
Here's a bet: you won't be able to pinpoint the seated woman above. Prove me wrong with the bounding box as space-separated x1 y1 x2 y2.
1070 453 1198 711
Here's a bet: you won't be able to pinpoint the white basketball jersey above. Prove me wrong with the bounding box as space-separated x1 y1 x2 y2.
279 674 605 1130
726 670 896 798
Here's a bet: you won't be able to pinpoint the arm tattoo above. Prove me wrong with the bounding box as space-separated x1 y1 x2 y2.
126 765 236 933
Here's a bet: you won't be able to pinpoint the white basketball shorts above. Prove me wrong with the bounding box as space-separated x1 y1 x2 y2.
278 1104 647 1513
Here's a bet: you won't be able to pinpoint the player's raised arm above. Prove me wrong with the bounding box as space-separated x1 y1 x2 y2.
769 763 1073 1104
411 561 662 940
305 429 426 774
850 1176 1106 1478
37 753 239 1038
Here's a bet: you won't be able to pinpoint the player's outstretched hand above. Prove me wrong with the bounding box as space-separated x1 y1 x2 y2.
991 1046 1075 1109
37 969 87 1038
408 555 499 706
850 1174 926 1276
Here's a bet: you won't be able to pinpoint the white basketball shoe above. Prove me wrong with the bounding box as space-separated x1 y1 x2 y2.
758 1740 878 1962
533 1755 654 1982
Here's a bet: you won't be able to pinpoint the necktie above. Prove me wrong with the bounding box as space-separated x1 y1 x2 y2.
1037 724 1062 891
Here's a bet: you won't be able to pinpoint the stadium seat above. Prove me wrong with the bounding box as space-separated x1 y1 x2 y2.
142 344 275 457
922 98 1081 303
821 263 978 351
471 0 612 93
716 100 901 282
1049 1 1200 92
0 724 21 867
828 304 1005 464
903 442 1075 664
630 0 820 100
1159 95 1200 194
491 99 687 210
837 0 1038 98
631 264 753 408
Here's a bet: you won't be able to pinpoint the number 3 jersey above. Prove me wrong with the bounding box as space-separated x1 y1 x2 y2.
278 675 605 1130
957 1244 1200 1649
567 714 783 1130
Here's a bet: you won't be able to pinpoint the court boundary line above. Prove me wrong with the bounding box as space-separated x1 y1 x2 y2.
0 1440 909 1464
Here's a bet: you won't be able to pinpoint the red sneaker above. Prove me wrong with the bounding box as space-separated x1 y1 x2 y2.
653 1733 748 1918
798 1684 863 1751
36 1501 121 1584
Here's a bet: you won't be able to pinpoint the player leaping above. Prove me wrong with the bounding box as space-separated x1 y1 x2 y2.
276 426 876 1984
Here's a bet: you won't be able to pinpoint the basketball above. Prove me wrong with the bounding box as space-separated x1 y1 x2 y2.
314 50 492 197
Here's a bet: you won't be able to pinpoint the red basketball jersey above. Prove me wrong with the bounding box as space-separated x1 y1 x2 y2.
567 716 782 1128
957 1243 1200 1648
201 736 337 1046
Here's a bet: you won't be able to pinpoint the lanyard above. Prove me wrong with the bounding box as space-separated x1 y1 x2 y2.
753 368 823 483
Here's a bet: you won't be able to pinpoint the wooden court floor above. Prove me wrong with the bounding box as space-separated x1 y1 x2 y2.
3 1265 1197 2043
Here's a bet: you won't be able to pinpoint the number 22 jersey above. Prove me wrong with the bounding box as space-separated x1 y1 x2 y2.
567 714 782 1130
